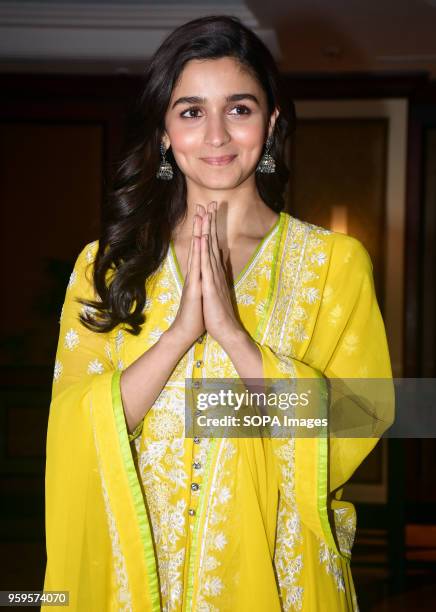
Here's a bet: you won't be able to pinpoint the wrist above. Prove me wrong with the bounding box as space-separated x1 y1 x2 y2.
220 325 251 352
220 327 264 380
161 325 194 354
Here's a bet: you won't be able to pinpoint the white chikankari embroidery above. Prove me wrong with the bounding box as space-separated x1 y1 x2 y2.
157 292 172 304
143 297 153 311
204 576 223 597
333 507 356 557
322 285 334 303
90 402 132 610
115 330 124 352
293 322 309 343
328 304 343 326
305 287 320 304
161 303 178 327
53 359 63 381
343 332 359 354
81 304 97 317
319 541 345 592
274 440 304 610
67 270 77 289
64 328 80 351
104 342 114 365
87 358 104 374
262 218 330 356
85 245 96 263
149 327 164 343
238 293 255 305
197 440 236 610
255 298 267 316
312 251 327 266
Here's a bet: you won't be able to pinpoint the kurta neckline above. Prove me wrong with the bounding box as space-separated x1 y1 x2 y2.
169 210 285 293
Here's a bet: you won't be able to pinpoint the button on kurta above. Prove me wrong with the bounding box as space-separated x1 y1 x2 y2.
193 461 201 469
191 482 200 491
195 360 203 367
193 436 200 444
193 380 201 389
188 508 195 516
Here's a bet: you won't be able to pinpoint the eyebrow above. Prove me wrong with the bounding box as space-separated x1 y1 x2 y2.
171 93 260 109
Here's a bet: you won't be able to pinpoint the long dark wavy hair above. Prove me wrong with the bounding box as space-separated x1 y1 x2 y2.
78 15 296 335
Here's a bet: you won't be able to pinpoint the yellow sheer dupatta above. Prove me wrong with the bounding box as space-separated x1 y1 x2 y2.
254 223 395 560
42 244 160 611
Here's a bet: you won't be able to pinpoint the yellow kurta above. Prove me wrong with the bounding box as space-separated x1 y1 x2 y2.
43 211 394 611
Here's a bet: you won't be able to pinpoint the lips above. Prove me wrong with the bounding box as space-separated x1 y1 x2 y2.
199 155 237 166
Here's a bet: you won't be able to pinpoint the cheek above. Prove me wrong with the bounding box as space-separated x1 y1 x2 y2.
230 123 266 149
166 123 201 153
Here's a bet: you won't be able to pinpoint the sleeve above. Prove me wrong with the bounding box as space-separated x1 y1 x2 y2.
316 237 394 492
52 241 141 442
43 241 160 609
52 241 114 400
252 234 395 558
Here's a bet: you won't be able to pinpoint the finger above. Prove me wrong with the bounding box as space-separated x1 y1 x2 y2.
196 203 206 219
186 214 197 271
204 211 215 265
209 202 221 273
201 215 214 281
203 203 219 278
187 215 202 274
207 210 219 277
190 226 201 283
201 208 210 239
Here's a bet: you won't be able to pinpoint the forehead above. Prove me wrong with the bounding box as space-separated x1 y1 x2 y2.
170 56 265 100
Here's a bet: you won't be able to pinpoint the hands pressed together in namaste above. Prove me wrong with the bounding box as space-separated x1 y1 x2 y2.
171 201 246 351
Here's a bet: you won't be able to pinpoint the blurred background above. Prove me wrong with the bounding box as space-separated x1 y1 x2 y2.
0 0 435 610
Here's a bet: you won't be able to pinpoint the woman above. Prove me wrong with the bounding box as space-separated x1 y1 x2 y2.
43 15 394 612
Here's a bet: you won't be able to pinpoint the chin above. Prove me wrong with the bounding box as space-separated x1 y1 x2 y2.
198 178 244 191
189 169 251 191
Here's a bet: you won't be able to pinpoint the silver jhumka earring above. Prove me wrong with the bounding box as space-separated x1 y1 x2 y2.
156 142 174 180
256 134 276 174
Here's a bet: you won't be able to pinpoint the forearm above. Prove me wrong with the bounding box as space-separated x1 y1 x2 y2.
120 327 191 434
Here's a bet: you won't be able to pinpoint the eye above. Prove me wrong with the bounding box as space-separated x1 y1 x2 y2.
228 104 251 116
180 106 203 119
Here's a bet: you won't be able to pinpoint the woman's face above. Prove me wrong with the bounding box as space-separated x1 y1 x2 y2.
163 56 277 191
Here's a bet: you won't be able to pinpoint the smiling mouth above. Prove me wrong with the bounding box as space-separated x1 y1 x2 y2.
200 155 237 166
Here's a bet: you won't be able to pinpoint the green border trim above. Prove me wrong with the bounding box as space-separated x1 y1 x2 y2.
316 376 351 562
233 211 282 286
170 211 282 290
170 240 185 289
111 370 162 611
183 438 218 612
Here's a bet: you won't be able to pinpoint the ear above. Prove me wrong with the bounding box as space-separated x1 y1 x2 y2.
161 132 171 151
267 108 280 138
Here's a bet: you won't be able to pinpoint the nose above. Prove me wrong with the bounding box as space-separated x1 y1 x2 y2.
204 114 230 147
